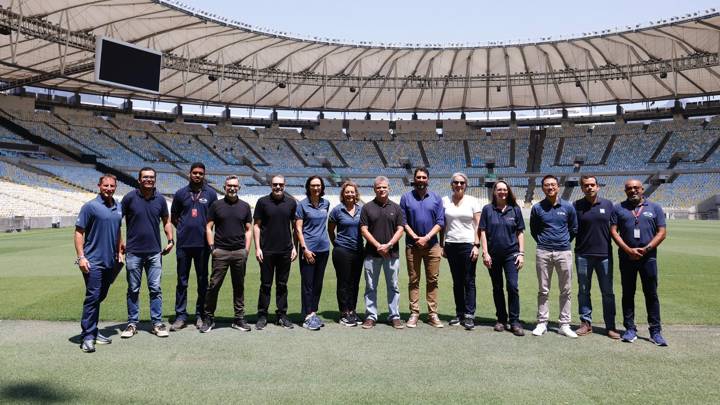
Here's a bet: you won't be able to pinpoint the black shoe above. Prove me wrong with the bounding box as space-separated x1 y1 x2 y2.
340 313 356 327
231 319 252 332
199 318 215 333
352 312 363 325
256 316 267 330
277 315 294 329
80 339 95 353
463 317 475 330
449 317 462 326
95 333 112 345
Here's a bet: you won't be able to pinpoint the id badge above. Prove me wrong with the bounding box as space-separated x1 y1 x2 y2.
191 208 198 218
633 228 640 239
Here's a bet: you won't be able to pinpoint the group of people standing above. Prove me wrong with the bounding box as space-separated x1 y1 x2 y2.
73 163 668 353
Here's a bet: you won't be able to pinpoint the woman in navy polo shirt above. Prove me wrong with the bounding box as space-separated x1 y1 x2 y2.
328 181 364 327
295 176 331 331
479 180 526 336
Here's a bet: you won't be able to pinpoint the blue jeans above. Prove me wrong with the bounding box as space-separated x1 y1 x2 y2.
126 252 163 325
80 265 114 342
576 255 616 330
363 256 401 321
174 246 210 321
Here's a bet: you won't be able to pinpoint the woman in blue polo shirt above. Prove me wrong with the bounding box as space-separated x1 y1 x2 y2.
328 181 364 327
479 180 526 336
295 176 331 331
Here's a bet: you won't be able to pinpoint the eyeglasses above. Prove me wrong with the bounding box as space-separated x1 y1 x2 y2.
225 185 239 188
272 183 285 187
452 181 466 185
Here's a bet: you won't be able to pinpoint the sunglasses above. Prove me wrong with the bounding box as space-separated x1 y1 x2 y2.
452 181 466 185
272 183 285 187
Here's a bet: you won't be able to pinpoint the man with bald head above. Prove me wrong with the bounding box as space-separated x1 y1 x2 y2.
610 179 667 346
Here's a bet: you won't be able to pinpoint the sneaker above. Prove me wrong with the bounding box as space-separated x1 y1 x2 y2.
362 318 376 329
352 312 363 326
80 339 95 353
303 315 321 331
532 323 547 336
607 329 621 340
277 316 294 329
448 317 461 326
650 331 668 347
195 317 203 329
120 323 137 339
510 324 525 337
199 318 215 333
576 321 592 336
558 324 578 338
622 328 637 343
170 318 186 332
340 313 356 327
463 316 475 331
256 316 267 330
94 333 112 345
428 314 444 328
231 319 251 332
493 322 506 332
406 313 420 328
152 323 170 338
391 318 404 329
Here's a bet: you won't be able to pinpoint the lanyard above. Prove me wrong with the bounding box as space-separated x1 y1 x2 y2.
190 189 202 204
631 205 644 226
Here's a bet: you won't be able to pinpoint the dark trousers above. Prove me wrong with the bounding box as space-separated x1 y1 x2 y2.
204 248 248 321
619 256 661 333
299 251 329 316
80 265 114 342
444 243 477 317
175 246 210 321
257 252 292 317
332 246 364 314
488 253 520 325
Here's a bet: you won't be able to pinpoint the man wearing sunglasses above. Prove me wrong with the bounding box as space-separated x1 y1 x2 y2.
253 175 298 330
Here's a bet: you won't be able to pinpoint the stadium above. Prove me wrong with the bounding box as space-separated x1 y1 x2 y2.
0 0 719 403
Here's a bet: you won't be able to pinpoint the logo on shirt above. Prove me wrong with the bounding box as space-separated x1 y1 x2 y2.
643 212 654 218
199 198 209 204
557 211 567 216
599 208 606 214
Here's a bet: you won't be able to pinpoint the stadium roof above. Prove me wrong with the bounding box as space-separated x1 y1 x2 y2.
1 0 720 112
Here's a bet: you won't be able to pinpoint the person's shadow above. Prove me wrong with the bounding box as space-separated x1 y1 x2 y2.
68 323 126 344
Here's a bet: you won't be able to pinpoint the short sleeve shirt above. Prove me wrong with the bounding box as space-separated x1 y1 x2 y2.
253 193 297 254
573 197 613 257
329 203 363 252
121 189 169 255
611 199 666 259
360 198 406 258
442 195 481 244
400 190 445 247
170 184 218 248
76 195 123 268
296 198 331 252
479 204 525 257
208 197 252 250
530 198 577 252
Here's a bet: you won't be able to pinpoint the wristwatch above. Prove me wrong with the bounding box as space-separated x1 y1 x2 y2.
74 256 85 265
473 243 481 248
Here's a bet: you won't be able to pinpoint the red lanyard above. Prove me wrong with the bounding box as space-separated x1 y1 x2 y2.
631 205 644 226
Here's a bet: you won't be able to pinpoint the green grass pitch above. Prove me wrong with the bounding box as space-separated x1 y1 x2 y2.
1 220 719 404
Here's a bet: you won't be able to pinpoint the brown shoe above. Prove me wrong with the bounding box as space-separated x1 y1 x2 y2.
406 313 419 328
428 314 444 328
510 324 525 336
362 318 376 329
391 318 404 329
493 322 506 332
576 321 592 336
607 329 621 339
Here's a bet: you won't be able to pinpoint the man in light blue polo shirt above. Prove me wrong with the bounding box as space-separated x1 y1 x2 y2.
74 174 124 353
530 174 578 338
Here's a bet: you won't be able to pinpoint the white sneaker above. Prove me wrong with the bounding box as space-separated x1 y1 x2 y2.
558 324 578 338
532 323 547 336
120 323 137 339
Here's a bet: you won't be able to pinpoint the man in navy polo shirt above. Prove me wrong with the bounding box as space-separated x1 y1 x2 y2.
74 174 124 353
120 167 174 339
610 179 668 346
530 174 578 338
400 167 445 328
573 175 620 339
170 162 218 331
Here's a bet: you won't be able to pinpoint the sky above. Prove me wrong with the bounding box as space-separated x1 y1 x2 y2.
179 0 717 45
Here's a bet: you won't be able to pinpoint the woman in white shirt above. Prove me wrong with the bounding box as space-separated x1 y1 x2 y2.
440 172 482 330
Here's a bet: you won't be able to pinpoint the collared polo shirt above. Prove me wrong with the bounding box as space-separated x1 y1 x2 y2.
121 189 169 255
400 189 445 247
296 197 331 252
170 184 218 248
208 197 252 251
530 198 577 251
253 192 297 254
479 203 525 257
360 198 406 258
329 203 363 252
76 195 122 268
611 199 666 259
574 196 614 257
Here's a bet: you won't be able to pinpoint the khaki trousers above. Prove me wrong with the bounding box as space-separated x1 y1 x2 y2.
406 244 442 315
535 248 573 325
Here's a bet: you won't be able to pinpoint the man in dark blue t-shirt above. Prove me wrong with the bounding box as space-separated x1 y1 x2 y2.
610 179 668 346
74 174 124 353
120 167 174 339
573 175 619 339
169 162 218 331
